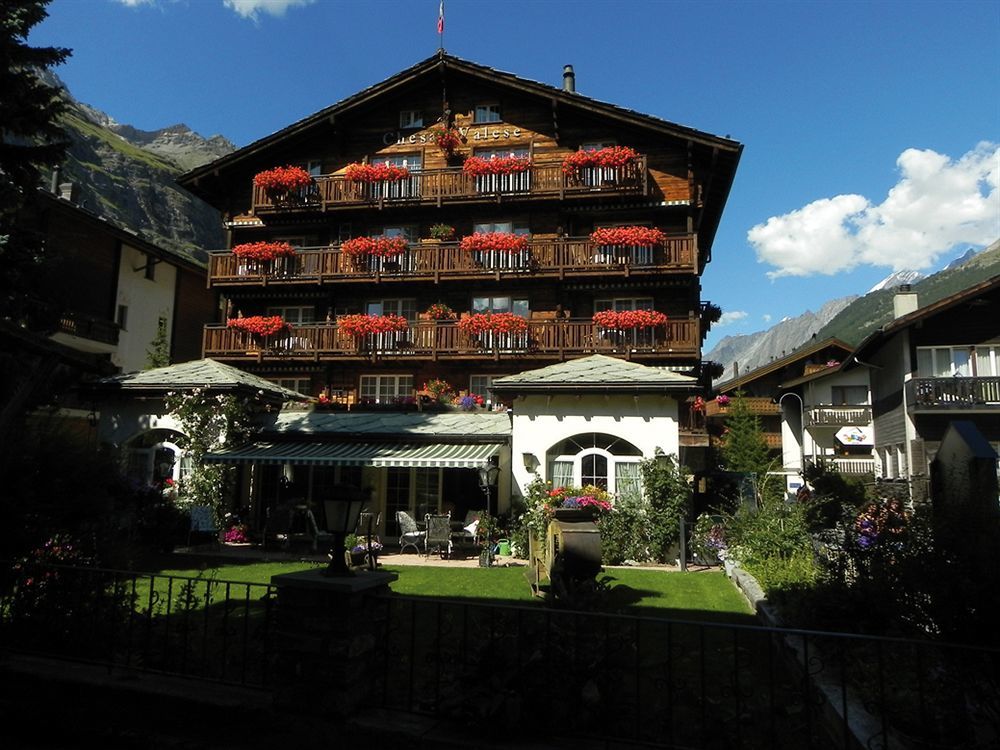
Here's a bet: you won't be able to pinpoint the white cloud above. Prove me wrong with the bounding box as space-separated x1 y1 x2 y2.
223 0 315 20
114 0 156 6
717 311 749 326
748 142 1000 279
762 314 772 323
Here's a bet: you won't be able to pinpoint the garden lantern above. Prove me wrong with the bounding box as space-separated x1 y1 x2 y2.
478 464 501 567
323 485 365 577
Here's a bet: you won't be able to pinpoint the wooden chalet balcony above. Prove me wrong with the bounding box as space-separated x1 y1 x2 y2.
828 457 876 475
57 311 120 346
704 396 781 417
251 158 648 214
906 377 1000 411
805 405 872 426
202 315 699 362
207 234 697 288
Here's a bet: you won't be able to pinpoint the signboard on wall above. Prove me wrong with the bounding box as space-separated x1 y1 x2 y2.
835 426 873 446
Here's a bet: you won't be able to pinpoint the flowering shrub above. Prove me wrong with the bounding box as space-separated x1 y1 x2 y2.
227 315 289 337
716 394 731 406
253 165 313 193
340 236 409 258
592 309 668 329
589 226 665 247
344 162 410 182
462 155 531 176
429 223 456 240
424 378 454 402
423 302 455 320
222 524 249 544
337 314 409 338
454 394 485 410
562 146 639 174
432 126 462 154
351 539 384 554
457 312 529 336
231 241 296 261
459 232 530 254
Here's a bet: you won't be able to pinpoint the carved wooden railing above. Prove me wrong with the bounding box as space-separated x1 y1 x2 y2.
251 157 648 213
906 377 1000 409
202 315 699 361
705 397 781 417
805 405 872 426
207 234 697 287
57 311 120 345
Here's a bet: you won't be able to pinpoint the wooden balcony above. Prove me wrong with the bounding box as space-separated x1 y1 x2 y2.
57 312 120 346
207 234 697 288
251 158 648 214
906 377 1000 411
805 405 872 426
704 397 781 417
202 315 699 363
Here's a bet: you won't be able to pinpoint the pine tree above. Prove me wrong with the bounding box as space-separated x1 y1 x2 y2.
145 316 171 369
720 391 771 474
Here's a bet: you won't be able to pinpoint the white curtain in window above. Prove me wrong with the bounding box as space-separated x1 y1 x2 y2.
615 461 642 502
551 461 573 488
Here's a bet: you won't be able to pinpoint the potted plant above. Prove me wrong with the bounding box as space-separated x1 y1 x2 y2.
428 223 456 241
423 378 454 403
431 126 462 156
422 302 455 321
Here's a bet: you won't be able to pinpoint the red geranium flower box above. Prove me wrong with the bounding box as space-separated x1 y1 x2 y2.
589 226 665 247
231 241 296 261
253 166 313 193
344 162 410 182
457 312 529 336
337 314 409 338
458 233 530 254
562 146 639 174
340 236 409 258
227 315 290 337
462 155 531 177
592 309 668 330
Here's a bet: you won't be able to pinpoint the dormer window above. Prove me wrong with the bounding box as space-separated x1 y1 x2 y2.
474 103 502 123
399 110 423 129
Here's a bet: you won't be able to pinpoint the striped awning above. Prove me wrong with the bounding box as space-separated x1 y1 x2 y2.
204 441 500 468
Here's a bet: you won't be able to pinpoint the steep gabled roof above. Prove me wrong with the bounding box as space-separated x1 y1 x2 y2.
716 337 854 393
492 354 696 393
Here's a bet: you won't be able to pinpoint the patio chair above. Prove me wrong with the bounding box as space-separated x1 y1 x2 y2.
425 512 453 559
396 510 425 554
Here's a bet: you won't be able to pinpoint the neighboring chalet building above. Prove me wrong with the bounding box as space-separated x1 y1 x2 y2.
843 280 1000 504
176 53 742 531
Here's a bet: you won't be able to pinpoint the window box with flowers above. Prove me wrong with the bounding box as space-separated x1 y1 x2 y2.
344 162 415 202
337 313 409 352
463 155 532 194
562 146 640 188
457 311 530 351
589 226 664 266
427 223 456 242
420 303 456 321
253 166 314 205
459 232 531 271
340 236 411 273
227 315 291 352
544 485 614 521
232 241 297 276
592 309 668 350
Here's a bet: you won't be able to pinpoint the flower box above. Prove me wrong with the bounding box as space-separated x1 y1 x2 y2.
462 155 531 176
340 236 409 258
253 166 313 201
337 314 409 338
344 162 410 182
458 232 530 254
592 309 668 330
589 226 664 248
562 146 639 173
457 312 529 336
227 315 290 337
232 241 296 261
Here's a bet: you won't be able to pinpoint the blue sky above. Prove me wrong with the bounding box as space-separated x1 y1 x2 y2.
30 0 1000 351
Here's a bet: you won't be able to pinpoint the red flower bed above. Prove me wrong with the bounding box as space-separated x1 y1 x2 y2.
457 312 529 336
344 162 410 182
458 232 530 254
337 314 409 338
253 166 313 192
590 226 665 247
562 146 639 174
432 126 462 153
227 315 289 337
340 236 409 257
231 241 296 261
462 155 531 176
592 309 668 329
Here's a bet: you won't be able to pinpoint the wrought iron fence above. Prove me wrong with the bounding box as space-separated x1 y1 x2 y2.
0 562 275 688
370 594 1000 750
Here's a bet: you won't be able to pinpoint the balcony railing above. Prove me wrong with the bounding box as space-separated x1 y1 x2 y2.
829 457 876 475
705 396 781 417
906 377 1000 410
57 311 120 346
805 405 872 426
202 315 699 362
251 157 648 213
207 234 697 287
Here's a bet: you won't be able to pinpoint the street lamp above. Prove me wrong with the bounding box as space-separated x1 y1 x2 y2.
322 484 365 577
478 463 501 567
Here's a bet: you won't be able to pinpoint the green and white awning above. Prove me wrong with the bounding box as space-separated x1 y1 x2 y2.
204 441 500 468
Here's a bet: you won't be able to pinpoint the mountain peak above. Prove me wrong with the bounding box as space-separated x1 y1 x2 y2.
867 269 925 294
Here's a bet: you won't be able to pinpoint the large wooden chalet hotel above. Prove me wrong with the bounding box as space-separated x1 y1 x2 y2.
178 53 741 530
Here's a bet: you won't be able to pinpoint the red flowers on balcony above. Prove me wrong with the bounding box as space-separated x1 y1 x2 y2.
337 314 409 338
458 312 529 336
458 232 530 254
344 162 410 182
462 155 531 176
227 315 289 337
592 309 668 329
253 166 313 193
432 126 462 155
231 241 296 261
340 236 409 258
589 227 665 247
562 146 639 174
423 303 456 320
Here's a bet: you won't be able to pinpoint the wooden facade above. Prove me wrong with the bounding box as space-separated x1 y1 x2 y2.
179 53 742 405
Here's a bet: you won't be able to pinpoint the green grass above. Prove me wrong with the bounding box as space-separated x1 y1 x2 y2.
138 554 754 624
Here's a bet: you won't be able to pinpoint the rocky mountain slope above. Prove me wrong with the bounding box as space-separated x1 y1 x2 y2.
706 242 999 382
43 72 234 263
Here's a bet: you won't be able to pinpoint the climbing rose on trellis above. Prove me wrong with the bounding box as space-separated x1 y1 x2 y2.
253 166 313 192
592 309 668 329
340 236 409 257
458 233 529 254
227 316 290 337
231 241 296 261
589 226 665 247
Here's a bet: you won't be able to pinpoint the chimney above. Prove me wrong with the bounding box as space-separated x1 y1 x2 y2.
58 182 78 203
893 284 919 318
562 64 575 93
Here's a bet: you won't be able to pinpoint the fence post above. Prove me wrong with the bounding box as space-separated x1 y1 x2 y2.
270 569 397 717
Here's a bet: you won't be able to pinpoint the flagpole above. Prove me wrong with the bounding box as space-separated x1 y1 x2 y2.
438 0 445 52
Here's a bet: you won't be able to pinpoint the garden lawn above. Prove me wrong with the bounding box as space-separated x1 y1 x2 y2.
142 555 754 623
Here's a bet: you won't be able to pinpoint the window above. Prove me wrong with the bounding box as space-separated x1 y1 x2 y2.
117 304 128 331
472 296 529 317
375 225 418 242
581 140 616 151
595 297 655 312
366 298 417 322
473 146 528 160
359 374 414 403
399 110 423 129
144 253 157 281
373 153 422 171
272 377 312 395
303 160 322 177
472 220 529 235
474 103 502 123
975 346 1000 377
916 347 973 377
470 375 494 404
266 305 315 324
546 433 643 499
830 386 869 405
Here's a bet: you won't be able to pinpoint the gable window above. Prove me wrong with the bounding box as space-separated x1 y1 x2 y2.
359 374 414 404
399 110 423 129
474 103 502 123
